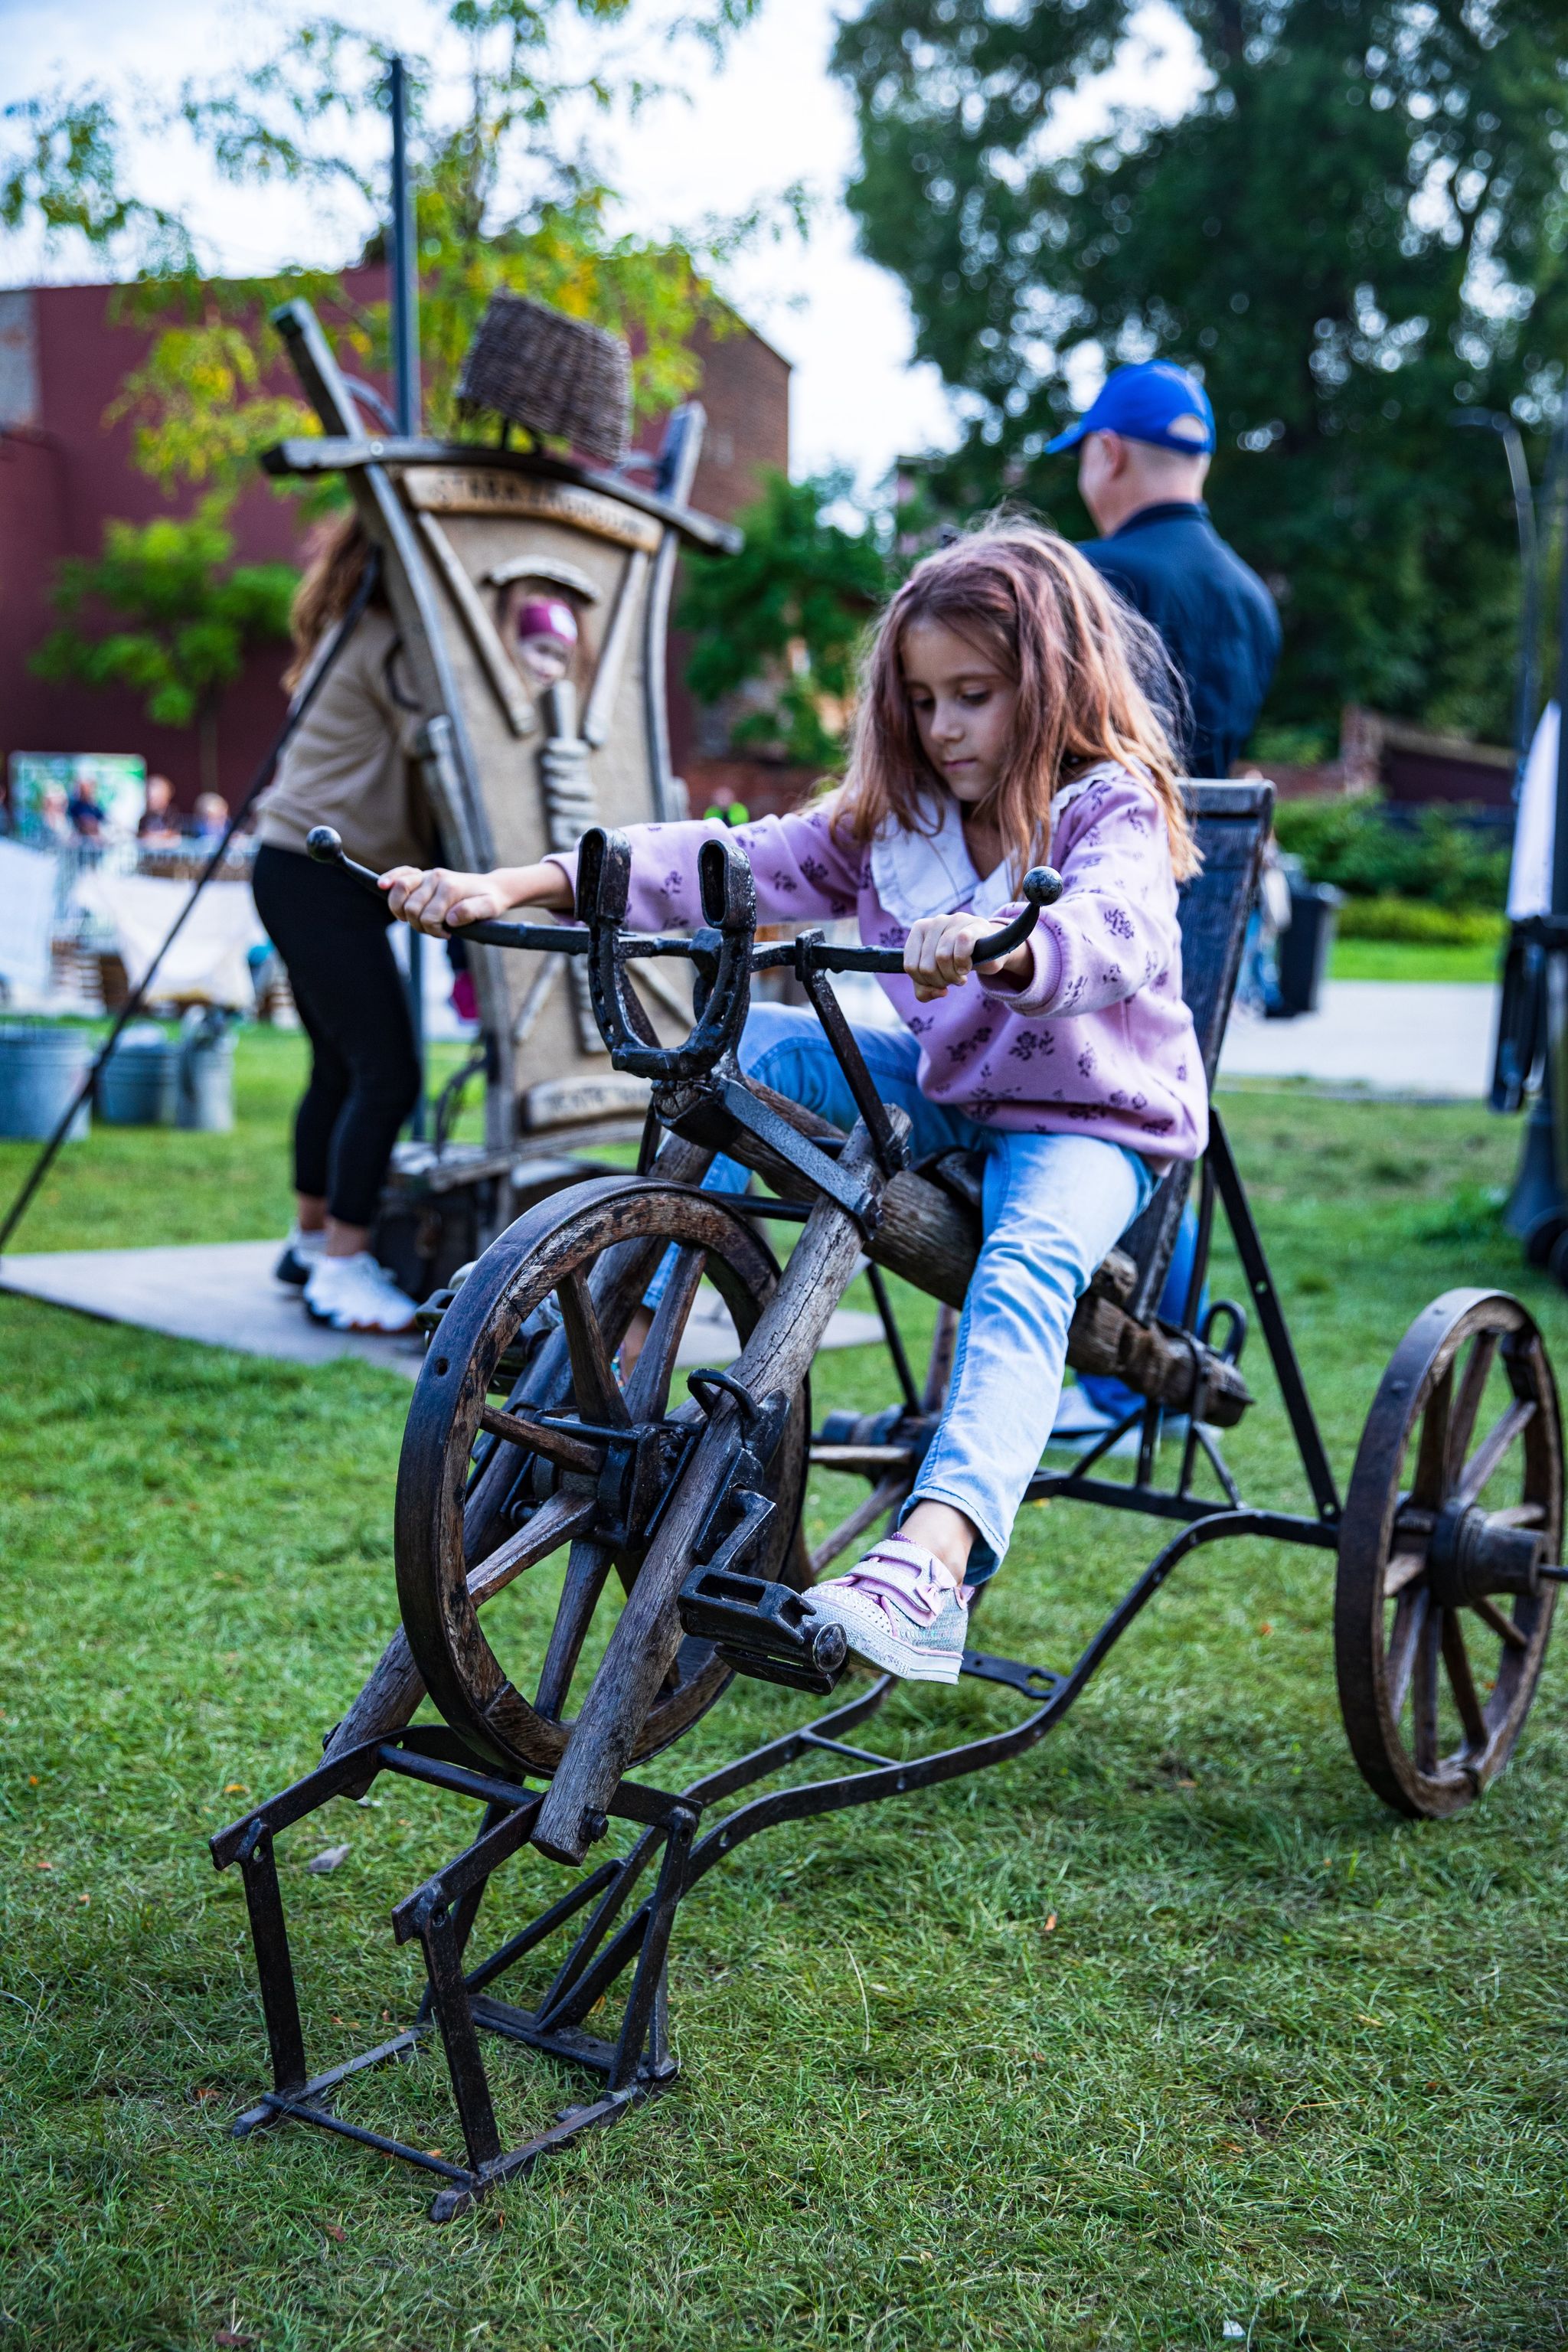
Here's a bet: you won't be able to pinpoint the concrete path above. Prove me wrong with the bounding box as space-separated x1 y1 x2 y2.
1218 980 1497 1097
0 1238 883 1377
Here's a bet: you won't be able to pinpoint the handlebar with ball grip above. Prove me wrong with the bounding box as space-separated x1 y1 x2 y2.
305 827 594 955
778 864 1064 975
305 823 1063 1083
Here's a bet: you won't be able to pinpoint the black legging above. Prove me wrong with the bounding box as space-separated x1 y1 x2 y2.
252 844 420 1229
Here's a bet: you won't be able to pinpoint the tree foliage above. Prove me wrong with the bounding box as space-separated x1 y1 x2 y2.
681 471 889 766
1273 790 1510 906
3 0 782 504
30 510 296 785
832 0 1568 741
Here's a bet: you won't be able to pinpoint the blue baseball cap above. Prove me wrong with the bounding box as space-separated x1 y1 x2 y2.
1044 360 1215 456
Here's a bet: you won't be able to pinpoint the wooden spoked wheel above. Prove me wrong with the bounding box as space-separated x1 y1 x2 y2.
395 1176 809 1779
1336 1288 1562 1819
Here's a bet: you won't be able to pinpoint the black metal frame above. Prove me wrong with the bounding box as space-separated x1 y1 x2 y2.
217 822 1348 2217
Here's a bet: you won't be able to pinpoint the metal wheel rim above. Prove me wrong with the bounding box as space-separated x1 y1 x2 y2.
394 1175 808 1777
1336 1287 1561 1819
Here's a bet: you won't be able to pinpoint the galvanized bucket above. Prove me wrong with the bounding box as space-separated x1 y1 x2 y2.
176 1011 237 1133
0 1024 92 1142
98 1025 180 1126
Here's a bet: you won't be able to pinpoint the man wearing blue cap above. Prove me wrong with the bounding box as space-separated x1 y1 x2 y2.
1047 360 1280 779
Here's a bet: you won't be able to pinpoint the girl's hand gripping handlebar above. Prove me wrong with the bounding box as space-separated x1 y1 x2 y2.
305 827 591 956
309 824 1063 1081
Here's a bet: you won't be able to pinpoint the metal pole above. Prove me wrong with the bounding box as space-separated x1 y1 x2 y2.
387 54 426 1139
388 56 421 443
1452 410 1540 786
1543 448 1568 1204
1500 422 1540 786
1506 413 1568 1254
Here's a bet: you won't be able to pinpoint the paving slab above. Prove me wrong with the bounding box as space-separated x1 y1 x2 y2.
1218 980 1497 1097
0 1238 883 1377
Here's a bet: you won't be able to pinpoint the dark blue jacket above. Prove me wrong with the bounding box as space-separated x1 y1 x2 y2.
1078 501 1280 780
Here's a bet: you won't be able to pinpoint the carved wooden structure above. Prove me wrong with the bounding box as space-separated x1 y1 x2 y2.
265 302 740 1279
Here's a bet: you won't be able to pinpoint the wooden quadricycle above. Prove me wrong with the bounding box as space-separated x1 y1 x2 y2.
214 786 1566 2220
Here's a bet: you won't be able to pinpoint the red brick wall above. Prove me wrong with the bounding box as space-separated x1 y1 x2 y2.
0 273 391 809
659 315 791 793
0 276 789 817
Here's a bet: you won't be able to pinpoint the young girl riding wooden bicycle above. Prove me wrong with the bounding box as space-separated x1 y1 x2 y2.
384 520 1204 1689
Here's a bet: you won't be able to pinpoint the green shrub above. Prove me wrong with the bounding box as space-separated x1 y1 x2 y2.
1333 896 1508 946
1272 794 1510 909
1249 722 1336 766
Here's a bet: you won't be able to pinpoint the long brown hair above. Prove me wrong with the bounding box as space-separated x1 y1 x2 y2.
283 512 384 693
839 517 1197 884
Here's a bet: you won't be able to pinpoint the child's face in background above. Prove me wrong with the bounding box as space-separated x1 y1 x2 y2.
517 634 571 691
900 619 1018 807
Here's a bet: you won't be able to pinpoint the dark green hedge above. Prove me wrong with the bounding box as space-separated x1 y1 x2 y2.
1272 797 1510 910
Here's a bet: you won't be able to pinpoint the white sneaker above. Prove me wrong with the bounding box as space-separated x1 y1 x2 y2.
803 1534 971 1684
304 1253 420 1334
275 1225 326 1289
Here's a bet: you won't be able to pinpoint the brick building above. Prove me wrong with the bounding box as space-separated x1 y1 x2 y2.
0 270 792 815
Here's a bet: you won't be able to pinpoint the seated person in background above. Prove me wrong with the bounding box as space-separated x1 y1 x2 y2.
193 792 230 843
67 776 105 838
138 775 185 843
38 782 75 844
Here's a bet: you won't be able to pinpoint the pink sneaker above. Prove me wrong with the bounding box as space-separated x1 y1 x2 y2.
803 1534 970 1684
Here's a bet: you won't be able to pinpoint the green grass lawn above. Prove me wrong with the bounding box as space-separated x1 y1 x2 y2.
3 1054 1567 2350
0 1027 490 1253
1327 937 1502 985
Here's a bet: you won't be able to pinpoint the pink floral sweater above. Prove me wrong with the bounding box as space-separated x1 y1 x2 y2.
547 763 1207 1165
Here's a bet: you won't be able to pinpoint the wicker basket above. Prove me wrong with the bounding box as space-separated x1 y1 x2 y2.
456 293 632 465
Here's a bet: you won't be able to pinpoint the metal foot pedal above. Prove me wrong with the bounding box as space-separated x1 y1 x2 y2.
678 1564 847 1694
959 1650 1067 1703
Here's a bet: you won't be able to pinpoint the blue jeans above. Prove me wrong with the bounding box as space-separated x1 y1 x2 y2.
684 1003 1153 1583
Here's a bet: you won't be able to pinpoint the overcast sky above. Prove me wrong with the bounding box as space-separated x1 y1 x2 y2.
1 0 1203 493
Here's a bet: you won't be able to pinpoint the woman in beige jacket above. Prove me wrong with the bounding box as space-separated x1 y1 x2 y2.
251 517 436 1333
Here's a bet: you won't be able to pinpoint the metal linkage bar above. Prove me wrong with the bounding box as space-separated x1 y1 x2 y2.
234 1824 307 2098
711 1074 880 1230
795 949 909 1177
1176 1158 1220 1497
220 1478 1322 2220
1207 1113 1342 1523
535 1510 1295 2031
864 1261 921 1413
1027 1465 1338 1542
462 1860 621 2001
669 1508 1325 1892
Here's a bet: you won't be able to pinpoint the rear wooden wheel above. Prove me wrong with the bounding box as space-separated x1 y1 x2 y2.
1336 1289 1561 1818
395 1176 809 1779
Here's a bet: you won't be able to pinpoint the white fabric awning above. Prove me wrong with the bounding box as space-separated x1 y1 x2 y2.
74 871 266 1009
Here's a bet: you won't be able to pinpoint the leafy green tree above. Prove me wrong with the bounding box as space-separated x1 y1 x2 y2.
681 470 889 767
831 0 1568 743
2 2 781 504
30 509 297 793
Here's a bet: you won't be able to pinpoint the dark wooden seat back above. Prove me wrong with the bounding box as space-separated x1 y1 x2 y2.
1115 780 1274 1322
